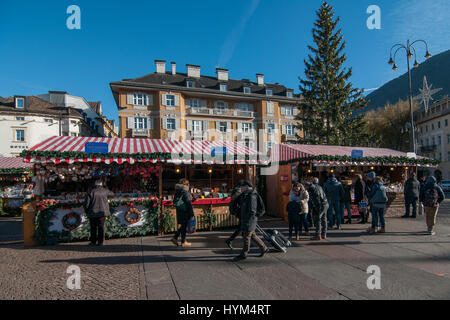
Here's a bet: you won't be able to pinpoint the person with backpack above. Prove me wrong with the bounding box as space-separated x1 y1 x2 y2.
309 178 329 241
367 177 388 234
171 178 195 247
323 173 345 230
420 176 445 235
233 181 268 262
402 172 420 218
225 182 244 249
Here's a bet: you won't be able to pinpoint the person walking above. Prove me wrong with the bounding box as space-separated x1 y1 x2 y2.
420 176 445 235
418 176 426 216
171 178 195 247
287 200 301 240
83 180 114 246
289 182 310 236
323 174 345 230
233 181 268 262
341 179 353 224
367 177 388 234
402 172 420 218
225 182 244 249
354 174 367 224
308 178 329 240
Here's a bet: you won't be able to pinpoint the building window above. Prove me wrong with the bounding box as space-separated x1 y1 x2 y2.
71 132 77 137
190 99 201 109
133 93 146 106
15 130 25 142
244 87 251 94
266 101 274 115
447 134 450 144
216 101 226 111
266 89 273 96
220 84 227 92
267 123 275 134
284 106 293 116
218 122 227 133
438 121 441 129
426 125 428 132
166 118 176 130
286 91 293 98
187 81 194 88
267 142 274 151
134 117 148 129
44 119 53 123
242 123 252 133
432 123 435 130
193 120 202 132
166 95 175 107
448 151 450 161
446 119 449 127
236 103 250 111
438 135 441 145
285 125 293 136
420 126 423 134
16 117 24 121
15 98 24 109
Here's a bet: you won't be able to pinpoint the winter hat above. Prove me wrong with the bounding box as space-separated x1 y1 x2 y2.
367 172 376 179
240 180 253 188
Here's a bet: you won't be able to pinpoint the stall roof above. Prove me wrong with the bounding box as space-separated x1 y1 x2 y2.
0 157 33 173
23 136 268 165
269 144 438 167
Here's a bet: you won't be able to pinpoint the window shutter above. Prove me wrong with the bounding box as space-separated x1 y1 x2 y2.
127 117 134 129
237 123 242 133
174 95 180 107
203 120 209 131
186 99 191 109
186 120 192 131
161 94 166 106
146 94 153 106
282 125 286 135
162 118 167 130
293 107 298 116
148 117 154 130
280 106 285 115
216 121 220 131
127 94 134 105
176 119 180 130
201 100 207 108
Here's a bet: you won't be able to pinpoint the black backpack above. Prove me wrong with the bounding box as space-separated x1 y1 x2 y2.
256 193 266 217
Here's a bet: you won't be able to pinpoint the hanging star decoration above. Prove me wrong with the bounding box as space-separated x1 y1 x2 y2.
413 76 442 113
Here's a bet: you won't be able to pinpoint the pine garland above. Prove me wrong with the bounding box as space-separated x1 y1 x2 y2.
0 168 31 174
273 155 439 166
21 150 172 160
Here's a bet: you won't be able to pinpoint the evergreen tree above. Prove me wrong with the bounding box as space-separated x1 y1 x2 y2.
297 1 368 146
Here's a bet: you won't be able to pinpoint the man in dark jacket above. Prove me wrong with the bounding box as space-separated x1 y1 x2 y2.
225 182 244 249
323 174 345 230
309 178 329 240
419 176 445 235
83 180 114 246
171 178 195 247
233 181 268 262
402 172 420 218
354 174 367 223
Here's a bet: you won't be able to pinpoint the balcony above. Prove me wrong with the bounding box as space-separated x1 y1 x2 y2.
187 107 254 118
420 145 437 153
132 128 150 137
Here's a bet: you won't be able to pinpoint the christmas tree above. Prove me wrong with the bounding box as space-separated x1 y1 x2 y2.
297 1 368 146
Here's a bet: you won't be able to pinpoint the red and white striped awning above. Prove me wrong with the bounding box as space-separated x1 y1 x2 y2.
0 157 33 170
24 136 268 165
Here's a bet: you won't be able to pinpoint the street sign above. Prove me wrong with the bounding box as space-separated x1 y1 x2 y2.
211 147 227 157
85 142 109 154
351 150 364 159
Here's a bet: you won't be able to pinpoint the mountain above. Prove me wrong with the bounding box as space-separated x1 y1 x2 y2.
365 49 450 112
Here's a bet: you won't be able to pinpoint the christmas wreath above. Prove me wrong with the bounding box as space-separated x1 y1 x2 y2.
124 207 141 225
62 212 82 231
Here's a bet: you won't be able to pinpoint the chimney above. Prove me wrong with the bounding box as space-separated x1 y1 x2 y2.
171 62 176 75
186 64 201 78
256 74 264 86
216 68 229 81
155 60 166 74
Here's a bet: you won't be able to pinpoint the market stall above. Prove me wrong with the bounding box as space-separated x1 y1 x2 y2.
21 136 267 245
0 157 34 216
266 144 439 220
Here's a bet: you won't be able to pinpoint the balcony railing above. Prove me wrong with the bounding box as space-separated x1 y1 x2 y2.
187 107 254 118
132 128 150 137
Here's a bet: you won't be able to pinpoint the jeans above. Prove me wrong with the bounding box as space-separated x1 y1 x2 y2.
424 206 439 231
89 216 106 244
174 222 188 243
299 213 309 233
288 213 300 237
341 202 352 220
312 205 328 237
327 200 342 228
371 206 386 230
227 219 241 242
405 198 418 217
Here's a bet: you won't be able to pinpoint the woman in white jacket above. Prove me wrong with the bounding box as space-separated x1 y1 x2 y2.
289 183 310 237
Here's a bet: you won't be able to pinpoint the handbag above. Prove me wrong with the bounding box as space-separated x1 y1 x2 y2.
187 217 196 234
174 197 187 211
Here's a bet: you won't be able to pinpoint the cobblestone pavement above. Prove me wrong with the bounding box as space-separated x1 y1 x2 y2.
1 201 449 300
0 237 146 300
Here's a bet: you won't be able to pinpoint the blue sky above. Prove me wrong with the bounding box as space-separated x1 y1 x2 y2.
1 0 449 123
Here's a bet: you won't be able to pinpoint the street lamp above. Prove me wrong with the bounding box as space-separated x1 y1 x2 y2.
388 40 432 154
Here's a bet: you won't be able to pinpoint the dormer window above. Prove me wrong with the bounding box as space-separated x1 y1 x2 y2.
15 97 24 109
244 87 251 94
187 81 195 88
287 91 293 98
266 89 273 96
220 84 227 92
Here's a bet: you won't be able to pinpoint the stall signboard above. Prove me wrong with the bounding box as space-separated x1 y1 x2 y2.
351 150 364 159
85 142 109 154
280 175 289 182
211 147 227 157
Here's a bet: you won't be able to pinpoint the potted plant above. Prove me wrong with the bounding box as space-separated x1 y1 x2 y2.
202 207 217 231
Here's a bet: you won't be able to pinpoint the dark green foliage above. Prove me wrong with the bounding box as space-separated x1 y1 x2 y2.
297 2 368 146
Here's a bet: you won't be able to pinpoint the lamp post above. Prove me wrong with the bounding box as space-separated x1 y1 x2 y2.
388 40 432 154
